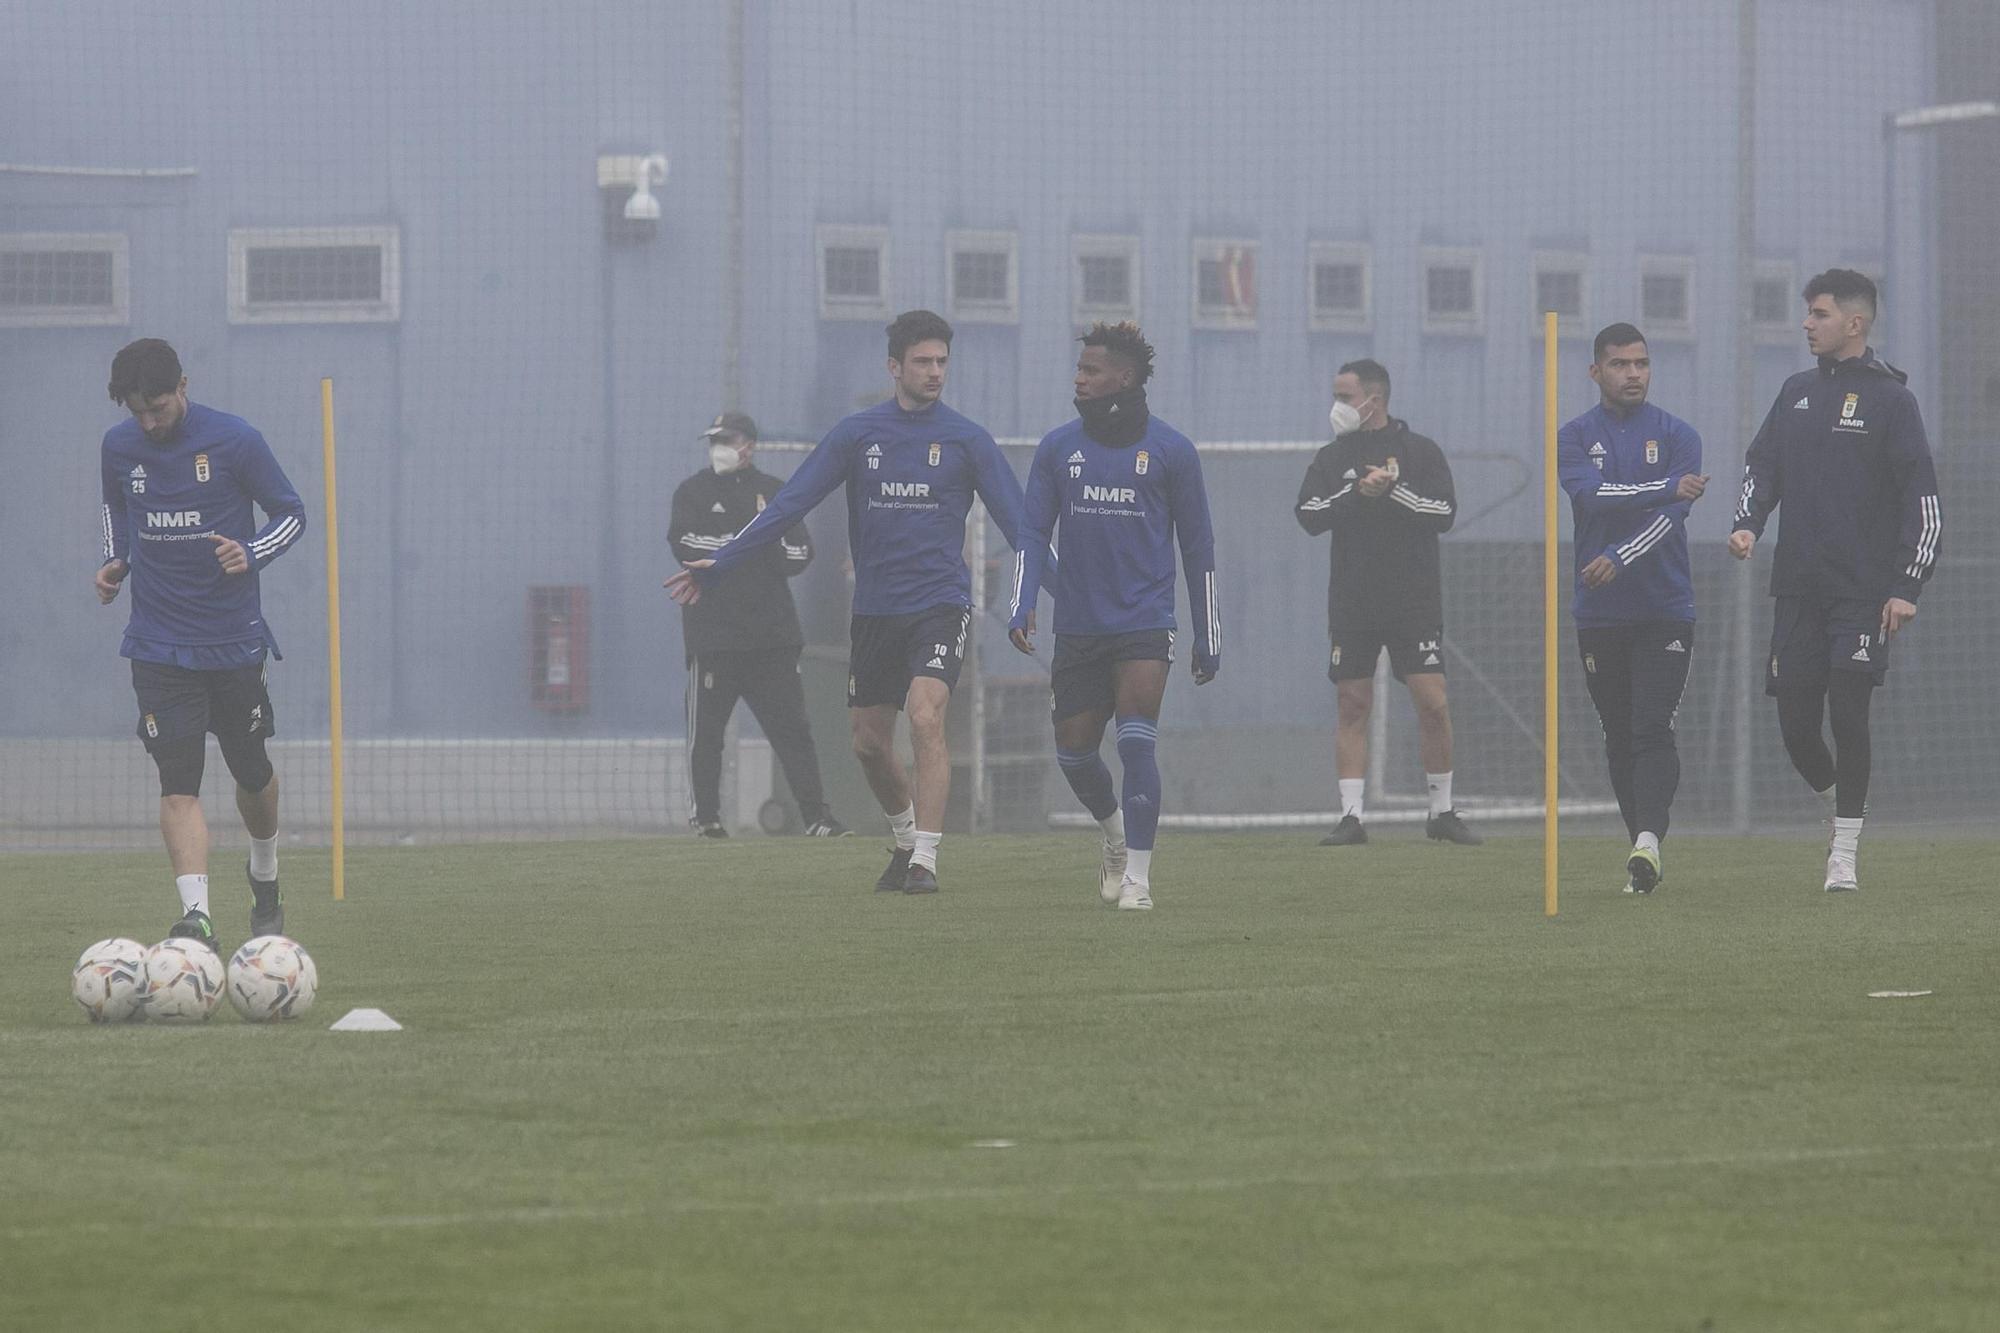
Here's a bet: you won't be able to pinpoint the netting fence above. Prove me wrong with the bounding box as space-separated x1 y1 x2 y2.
4 0 1995 850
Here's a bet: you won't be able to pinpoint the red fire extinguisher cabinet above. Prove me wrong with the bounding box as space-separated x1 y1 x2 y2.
529 585 589 713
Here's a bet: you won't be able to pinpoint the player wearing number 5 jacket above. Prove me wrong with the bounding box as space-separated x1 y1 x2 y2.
1559 323 1707 896
1294 359 1478 849
665 311 1028 895
1730 268 1941 893
1009 322 1218 912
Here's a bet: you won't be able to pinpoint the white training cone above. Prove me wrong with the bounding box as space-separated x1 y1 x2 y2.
329 1007 403 1031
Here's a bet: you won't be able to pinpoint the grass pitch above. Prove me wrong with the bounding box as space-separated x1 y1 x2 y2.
4 831 1997 1331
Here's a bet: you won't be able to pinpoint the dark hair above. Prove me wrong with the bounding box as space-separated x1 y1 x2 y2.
1803 268 1877 318
1337 358 1390 399
1078 320 1155 385
887 309 953 361
1592 322 1647 364
108 338 183 404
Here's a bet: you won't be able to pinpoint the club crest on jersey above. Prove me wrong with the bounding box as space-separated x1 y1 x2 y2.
1329 645 1341 667
1841 393 1859 420
1645 440 1659 465
194 453 210 483
928 442 941 467
1584 653 1597 674
1135 450 1149 476
756 494 767 512
144 713 158 739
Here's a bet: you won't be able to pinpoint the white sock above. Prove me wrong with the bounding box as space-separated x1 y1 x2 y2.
1426 771 1453 817
249 834 278 881
1339 779 1365 820
1636 831 1661 856
1124 848 1153 886
888 804 917 852
175 873 209 916
1831 816 1863 859
1099 808 1126 847
910 830 942 871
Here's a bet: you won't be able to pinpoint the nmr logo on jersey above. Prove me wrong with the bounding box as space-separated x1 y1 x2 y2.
1082 485 1137 503
880 482 931 498
1834 391 1867 433
145 510 204 529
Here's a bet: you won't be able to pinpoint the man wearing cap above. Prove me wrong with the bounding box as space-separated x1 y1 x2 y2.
667 412 848 838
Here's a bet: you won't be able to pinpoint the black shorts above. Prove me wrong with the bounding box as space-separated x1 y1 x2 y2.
131 658 276 751
1049 628 1174 721
1327 614 1445 683
1767 595 1888 696
847 604 971 709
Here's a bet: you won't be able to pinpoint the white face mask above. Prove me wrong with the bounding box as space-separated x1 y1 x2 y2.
1329 399 1363 436
709 443 747 474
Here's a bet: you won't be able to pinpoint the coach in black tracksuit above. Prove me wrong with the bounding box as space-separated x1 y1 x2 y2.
1731 269 1940 891
669 412 845 837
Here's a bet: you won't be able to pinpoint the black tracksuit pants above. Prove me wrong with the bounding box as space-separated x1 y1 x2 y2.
685 647 829 826
1576 621 1694 842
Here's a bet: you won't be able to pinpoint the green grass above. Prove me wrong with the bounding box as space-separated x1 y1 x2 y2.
5 832 1997 1331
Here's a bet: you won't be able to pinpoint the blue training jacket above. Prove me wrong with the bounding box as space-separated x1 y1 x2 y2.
698 398 1026 617
1009 412 1219 671
1557 401 1700 627
100 402 306 668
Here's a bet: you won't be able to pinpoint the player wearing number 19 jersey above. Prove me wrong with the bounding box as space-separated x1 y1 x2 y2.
1009 322 1219 911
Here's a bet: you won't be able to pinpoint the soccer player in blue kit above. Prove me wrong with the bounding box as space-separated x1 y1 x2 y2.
667 311 1026 894
1558 323 1708 894
95 339 307 948
1008 322 1219 911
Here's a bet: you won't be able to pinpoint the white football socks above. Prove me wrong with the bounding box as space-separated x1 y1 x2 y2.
1426 771 1453 817
1099 808 1126 848
1636 831 1661 856
1124 848 1153 887
888 804 917 852
910 830 942 872
1339 779 1365 820
1831 816 1863 859
175 873 209 916
249 834 278 881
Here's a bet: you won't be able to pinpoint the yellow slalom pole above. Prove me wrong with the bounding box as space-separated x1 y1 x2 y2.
1542 313 1560 918
320 379 347 901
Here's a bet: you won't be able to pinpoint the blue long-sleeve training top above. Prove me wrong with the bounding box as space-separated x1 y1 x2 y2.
697 398 1026 617
1008 413 1219 670
100 402 306 668
1557 401 1700 627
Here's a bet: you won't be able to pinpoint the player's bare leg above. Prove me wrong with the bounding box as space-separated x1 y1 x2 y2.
1323 678 1373 845
161 794 209 878
899 677 952 892
851 703 917 890
1408 673 1479 845
1109 660 1170 908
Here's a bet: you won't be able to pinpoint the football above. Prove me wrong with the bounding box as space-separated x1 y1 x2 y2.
71 937 149 1023
227 935 318 1022
141 938 225 1023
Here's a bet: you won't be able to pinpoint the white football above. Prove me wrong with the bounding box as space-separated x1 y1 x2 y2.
141 938 225 1023
72 937 149 1023
227 935 318 1022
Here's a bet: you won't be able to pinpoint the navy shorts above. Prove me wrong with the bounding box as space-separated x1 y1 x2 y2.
1049 628 1174 721
131 658 276 751
1766 595 1888 696
847 604 971 709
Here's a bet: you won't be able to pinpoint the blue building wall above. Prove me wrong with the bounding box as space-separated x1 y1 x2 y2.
1 0 1934 741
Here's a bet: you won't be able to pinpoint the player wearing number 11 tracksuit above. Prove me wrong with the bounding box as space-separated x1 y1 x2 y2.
1009 322 1218 912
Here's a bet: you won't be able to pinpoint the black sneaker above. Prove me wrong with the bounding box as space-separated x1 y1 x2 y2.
876 847 913 892
803 817 852 837
695 820 729 840
1625 845 1661 896
1425 810 1483 846
246 860 284 938
902 863 940 895
167 908 218 952
1318 815 1368 846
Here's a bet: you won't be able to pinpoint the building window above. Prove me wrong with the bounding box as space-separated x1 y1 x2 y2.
1192 239 1258 330
946 229 1018 324
1532 251 1589 334
1639 256 1695 337
1421 247 1483 333
1307 241 1370 332
1072 233 1139 324
816 224 890 320
228 227 399 324
1752 261 1795 341
0 233 128 328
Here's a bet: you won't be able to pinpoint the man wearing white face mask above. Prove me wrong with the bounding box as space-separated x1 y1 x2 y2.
1295 359 1480 847
667 412 848 838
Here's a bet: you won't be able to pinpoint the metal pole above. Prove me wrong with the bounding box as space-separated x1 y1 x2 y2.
1729 0 1758 833
723 0 745 410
